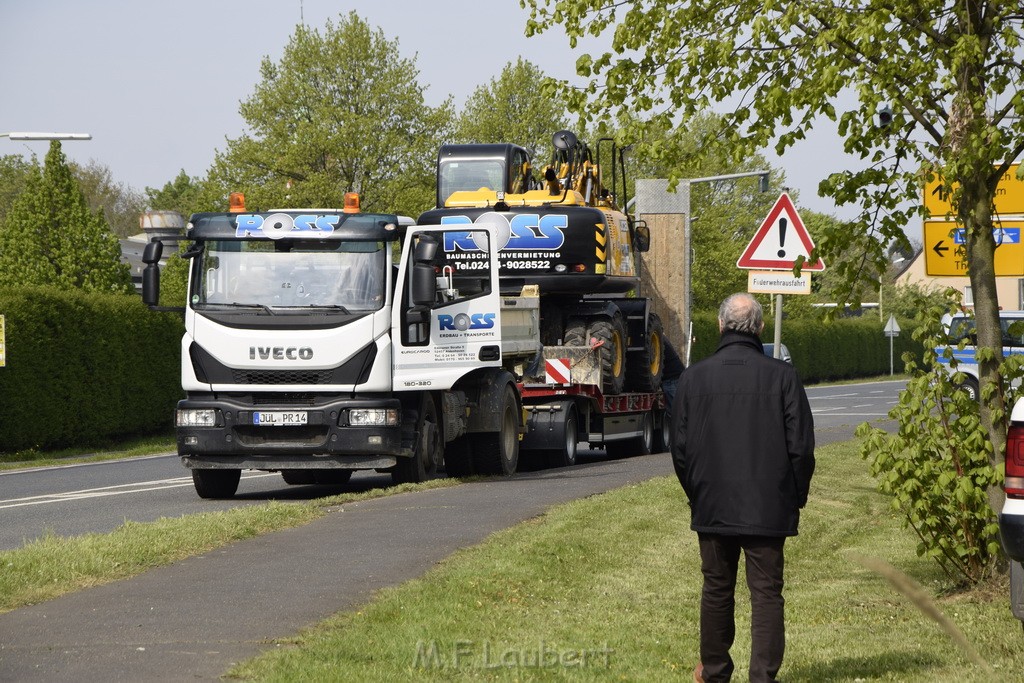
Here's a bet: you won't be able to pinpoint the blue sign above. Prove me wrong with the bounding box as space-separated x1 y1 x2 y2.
952 227 1019 245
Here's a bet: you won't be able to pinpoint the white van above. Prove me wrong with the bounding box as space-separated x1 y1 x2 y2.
937 310 1024 400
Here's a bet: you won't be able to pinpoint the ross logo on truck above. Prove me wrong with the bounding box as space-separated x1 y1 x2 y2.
235 213 341 240
438 313 496 331
439 212 566 252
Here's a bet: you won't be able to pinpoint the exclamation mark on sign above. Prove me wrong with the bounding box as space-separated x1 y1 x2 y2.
777 218 788 258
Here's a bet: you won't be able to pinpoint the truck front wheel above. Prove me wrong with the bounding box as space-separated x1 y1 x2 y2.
475 384 520 476
393 394 443 484
192 469 241 499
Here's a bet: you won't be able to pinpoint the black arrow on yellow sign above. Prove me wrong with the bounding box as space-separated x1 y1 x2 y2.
933 240 949 257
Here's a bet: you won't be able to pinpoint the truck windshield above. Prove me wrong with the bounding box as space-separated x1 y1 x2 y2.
195 240 387 311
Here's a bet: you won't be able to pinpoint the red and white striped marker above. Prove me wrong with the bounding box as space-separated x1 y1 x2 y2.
544 358 571 384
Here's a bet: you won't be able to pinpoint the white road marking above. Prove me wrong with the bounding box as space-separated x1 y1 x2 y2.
0 472 278 509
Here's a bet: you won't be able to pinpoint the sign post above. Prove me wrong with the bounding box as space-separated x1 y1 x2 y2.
737 194 824 358
884 314 901 375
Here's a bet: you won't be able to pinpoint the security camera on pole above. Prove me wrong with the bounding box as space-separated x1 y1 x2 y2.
736 193 825 359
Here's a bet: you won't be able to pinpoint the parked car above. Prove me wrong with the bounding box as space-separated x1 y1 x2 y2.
1000 398 1024 624
763 342 792 364
938 310 1024 401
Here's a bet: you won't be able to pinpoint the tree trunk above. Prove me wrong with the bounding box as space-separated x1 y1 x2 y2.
962 177 1006 515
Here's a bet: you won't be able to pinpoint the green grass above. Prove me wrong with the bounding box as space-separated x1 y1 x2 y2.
227 440 1024 682
0 478 459 613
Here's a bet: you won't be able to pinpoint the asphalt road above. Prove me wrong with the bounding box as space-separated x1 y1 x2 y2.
0 379 902 553
0 379 903 552
0 379 901 681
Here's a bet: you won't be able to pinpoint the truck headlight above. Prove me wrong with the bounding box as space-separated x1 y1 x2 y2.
177 409 217 427
347 408 399 426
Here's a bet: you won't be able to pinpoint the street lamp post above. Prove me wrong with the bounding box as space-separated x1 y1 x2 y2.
1 132 92 141
681 170 770 364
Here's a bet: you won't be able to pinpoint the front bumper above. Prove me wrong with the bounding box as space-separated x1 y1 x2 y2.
176 394 405 470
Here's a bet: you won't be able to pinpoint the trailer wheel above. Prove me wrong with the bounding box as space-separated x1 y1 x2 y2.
393 394 443 484
588 313 627 395
475 384 520 476
192 469 241 499
627 312 664 391
606 411 654 459
652 409 672 453
545 406 579 468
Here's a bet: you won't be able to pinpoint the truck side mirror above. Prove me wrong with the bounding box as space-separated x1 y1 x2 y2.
142 240 163 264
142 263 160 307
411 263 436 306
410 234 439 306
413 234 438 263
141 240 164 307
633 224 651 253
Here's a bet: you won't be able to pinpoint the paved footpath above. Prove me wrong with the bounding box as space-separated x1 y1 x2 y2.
0 427 860 681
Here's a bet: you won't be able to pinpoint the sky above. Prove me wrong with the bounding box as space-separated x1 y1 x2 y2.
0 0 865 224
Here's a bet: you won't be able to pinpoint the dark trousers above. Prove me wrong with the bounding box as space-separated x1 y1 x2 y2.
697 533 786 683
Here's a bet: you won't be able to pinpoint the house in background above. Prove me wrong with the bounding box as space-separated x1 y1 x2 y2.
895 248 1024 310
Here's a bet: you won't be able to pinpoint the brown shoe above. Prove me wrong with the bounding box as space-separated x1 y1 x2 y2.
693 663 705 683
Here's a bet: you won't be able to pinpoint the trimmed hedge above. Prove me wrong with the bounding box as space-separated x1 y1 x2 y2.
0 288 922 454
689 311 923 383
0 286 182 453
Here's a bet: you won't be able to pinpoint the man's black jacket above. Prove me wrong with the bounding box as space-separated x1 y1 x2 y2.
670 330 815 537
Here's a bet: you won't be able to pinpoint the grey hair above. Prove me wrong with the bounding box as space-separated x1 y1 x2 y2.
718 293 763 334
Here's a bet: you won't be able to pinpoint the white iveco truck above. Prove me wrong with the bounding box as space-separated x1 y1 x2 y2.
142 194 666 499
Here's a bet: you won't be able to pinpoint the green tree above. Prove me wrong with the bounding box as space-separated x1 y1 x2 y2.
71 159 146 238
209 11 454 218
456 58 568 155
145 169 221 217
0 141 133 294
525 0 1024 511
0 154 35 227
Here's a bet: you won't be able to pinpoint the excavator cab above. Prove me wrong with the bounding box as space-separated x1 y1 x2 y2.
436 143 533 207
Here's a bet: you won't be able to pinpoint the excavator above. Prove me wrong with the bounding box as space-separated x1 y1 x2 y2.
417 131 664 394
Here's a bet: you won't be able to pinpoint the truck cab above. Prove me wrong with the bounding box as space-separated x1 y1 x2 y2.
142 198 520 498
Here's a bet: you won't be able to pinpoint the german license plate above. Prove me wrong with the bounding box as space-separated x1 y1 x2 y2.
253 411 308 426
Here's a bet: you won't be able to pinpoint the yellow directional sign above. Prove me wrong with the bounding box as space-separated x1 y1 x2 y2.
924 164 1024 218
924 221 1024 276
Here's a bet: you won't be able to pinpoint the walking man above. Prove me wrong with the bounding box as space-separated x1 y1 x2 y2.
671 293 815 683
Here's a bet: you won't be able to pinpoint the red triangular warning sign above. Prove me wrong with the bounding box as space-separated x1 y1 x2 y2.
736 193 825 271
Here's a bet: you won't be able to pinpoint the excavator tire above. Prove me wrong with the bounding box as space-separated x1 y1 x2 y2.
563 317 587 346
587 313 627 395
626 312 665 392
